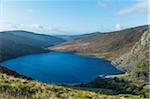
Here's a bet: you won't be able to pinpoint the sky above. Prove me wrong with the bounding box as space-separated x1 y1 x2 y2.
0 0 149 35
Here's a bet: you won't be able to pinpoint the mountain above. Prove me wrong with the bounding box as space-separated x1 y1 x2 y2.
51 25 148 60
1 30 66 47
50 25 149 80
54 33 95 41
0 30 66 62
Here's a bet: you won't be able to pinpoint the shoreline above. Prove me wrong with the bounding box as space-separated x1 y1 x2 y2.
0 51 126 86
0 66 32 80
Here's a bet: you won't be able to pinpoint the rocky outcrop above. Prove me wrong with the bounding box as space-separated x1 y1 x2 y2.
113 28 149 81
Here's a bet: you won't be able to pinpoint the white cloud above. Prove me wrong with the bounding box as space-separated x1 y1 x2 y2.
30 24 44 30
0 23 44 31
0 23 76 35
116 0 149 16
0 23 17 31
115 24 121 30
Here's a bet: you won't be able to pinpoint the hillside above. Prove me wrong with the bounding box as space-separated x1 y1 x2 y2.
51 25 148 60
0 30 65 62
50 25 149 80
0 72 133 99
3 30 66 47
113 29 149 81
76 76 149 98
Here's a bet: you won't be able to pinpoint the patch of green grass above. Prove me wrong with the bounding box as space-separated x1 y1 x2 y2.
119 95 142 99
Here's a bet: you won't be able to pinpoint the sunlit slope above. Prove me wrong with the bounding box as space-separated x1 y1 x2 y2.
51 25 148 60
0 72 129 99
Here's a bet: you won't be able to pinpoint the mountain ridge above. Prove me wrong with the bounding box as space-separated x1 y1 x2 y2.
51 25 148 59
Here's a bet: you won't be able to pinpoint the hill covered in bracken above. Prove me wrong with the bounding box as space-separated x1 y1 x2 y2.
51 25 147 60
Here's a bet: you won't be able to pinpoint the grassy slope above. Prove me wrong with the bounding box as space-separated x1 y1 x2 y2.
0 72 134 99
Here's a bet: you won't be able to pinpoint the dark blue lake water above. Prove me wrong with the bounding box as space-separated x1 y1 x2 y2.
0 52 124 84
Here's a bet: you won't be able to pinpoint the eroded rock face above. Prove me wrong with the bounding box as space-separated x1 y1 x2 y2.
113 28 149 80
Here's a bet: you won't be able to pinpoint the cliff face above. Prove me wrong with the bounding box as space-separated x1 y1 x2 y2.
113 29 149 81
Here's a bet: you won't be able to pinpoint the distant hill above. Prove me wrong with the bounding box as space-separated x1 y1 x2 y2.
54 33 101 41
51 25 149 80
54 35 81 41
0 30 66 62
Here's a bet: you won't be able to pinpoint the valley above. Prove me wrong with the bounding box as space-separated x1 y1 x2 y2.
0 25 149 99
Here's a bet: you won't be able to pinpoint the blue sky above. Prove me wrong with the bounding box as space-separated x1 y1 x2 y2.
0 0 149 35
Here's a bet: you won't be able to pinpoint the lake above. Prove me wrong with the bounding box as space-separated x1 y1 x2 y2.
0 52 124 84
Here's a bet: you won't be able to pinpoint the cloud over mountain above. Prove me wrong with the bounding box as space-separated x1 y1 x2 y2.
0 23 76 35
